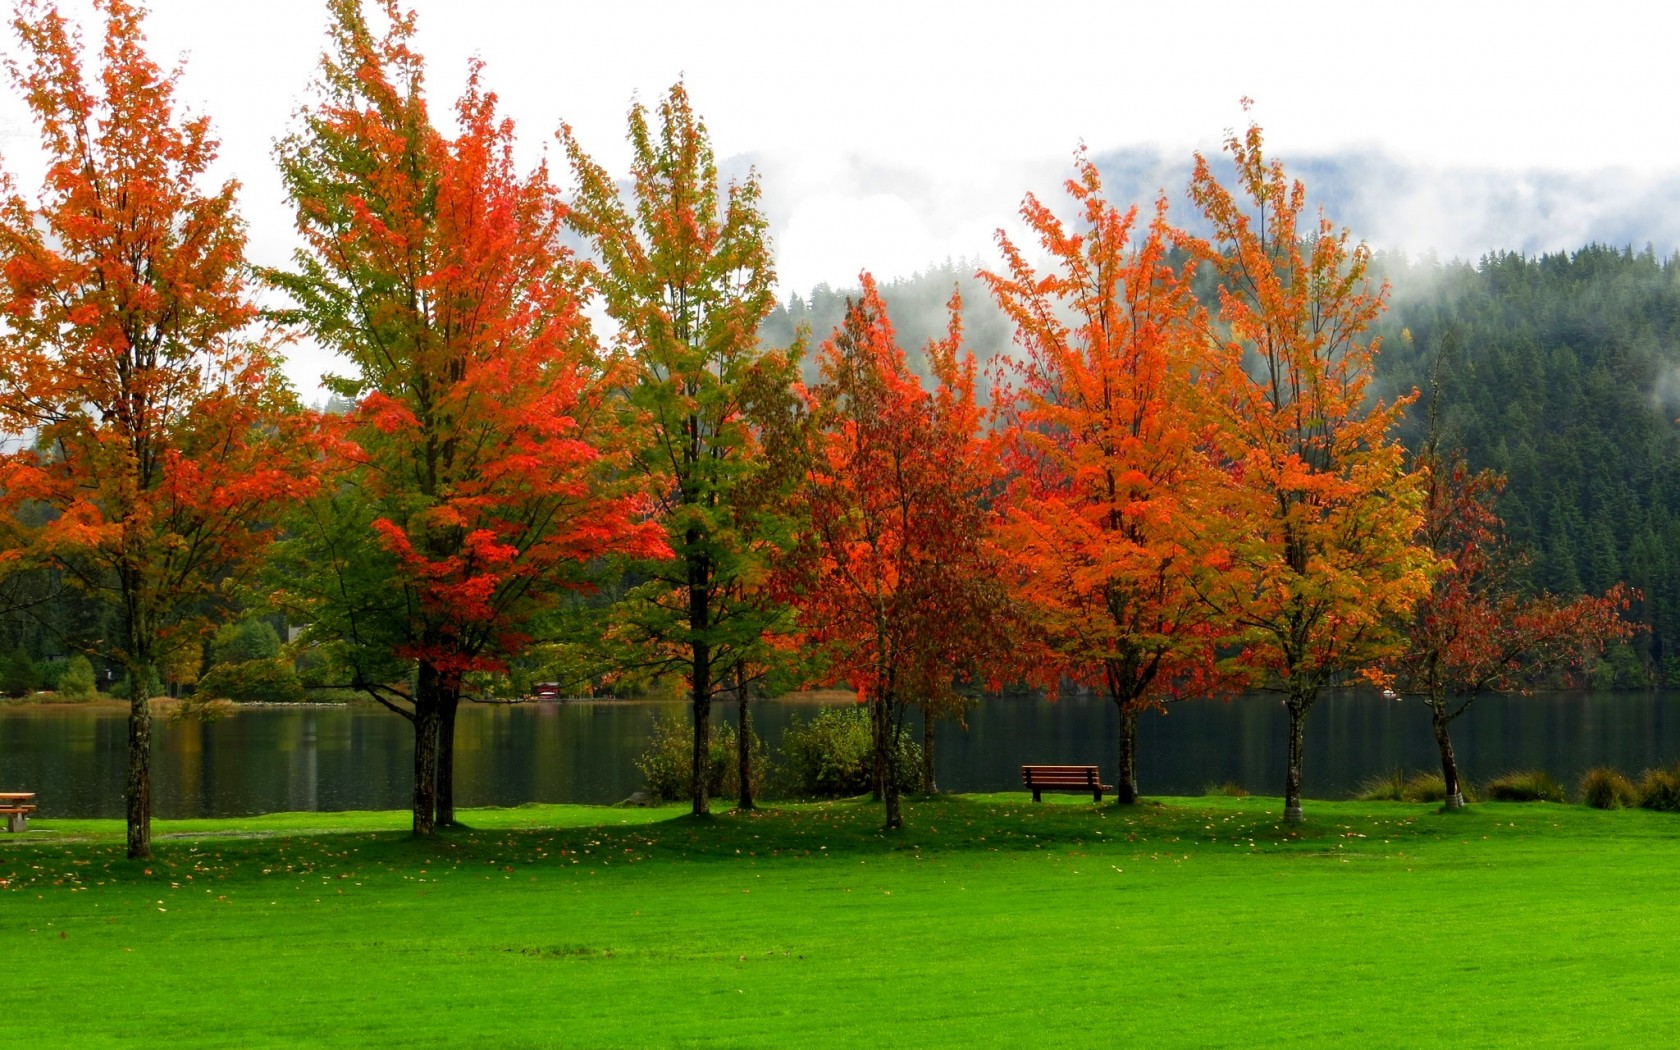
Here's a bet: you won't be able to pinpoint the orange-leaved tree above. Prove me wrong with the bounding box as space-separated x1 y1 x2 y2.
563 83 806 817
1377 437 1636 807
801 274 1011 829
1187 117 1435 822
268 0 667 835
986 153 1235 803
0 0 316 859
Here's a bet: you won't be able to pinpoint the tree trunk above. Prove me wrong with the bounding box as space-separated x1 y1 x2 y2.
412 663 441 837
870 690 886 802
1431 701 1465 808
688 536 713 817
736 667 754 811
411 702 438 837
883 700 903 830
921 707 938 794
1115 703 1139 804
435 689 459 827
690 640 712 817
125 679 153 860
1284 696 1307 823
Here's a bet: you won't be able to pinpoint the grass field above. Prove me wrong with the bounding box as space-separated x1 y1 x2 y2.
4 794 1677 1048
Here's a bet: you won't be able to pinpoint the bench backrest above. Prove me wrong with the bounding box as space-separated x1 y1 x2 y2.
1021 765 1099 784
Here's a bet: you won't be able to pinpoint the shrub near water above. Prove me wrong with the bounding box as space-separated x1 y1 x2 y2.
1 647 40 697
54 655 99 701
196 658 305 703
636 712 765 803
1485 769 1567 803
775 705 922 798
1578 767 1639 809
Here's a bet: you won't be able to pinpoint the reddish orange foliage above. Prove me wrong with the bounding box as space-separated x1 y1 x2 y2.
987 153 1233 802
1187 119 1435 820
801 274 1009 828
1375 446 1636 803
0 0 317 859
272 0 668 834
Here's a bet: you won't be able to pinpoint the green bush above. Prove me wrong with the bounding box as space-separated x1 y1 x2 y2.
635 712 766 803
1588 642 1650 690
109 665 163 701
774 705 922 799
35 657 68 691
210 618 282 666
1636 764 1680 813
0 647 40 697
197 658 305 704
1578 767 1639 809
1203 780 1249 799
55 655 98 701
1485 769 1567 803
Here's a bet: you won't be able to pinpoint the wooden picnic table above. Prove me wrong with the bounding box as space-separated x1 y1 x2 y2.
0 792 36 833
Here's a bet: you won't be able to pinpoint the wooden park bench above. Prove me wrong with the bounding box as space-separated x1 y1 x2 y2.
1020 765 1112 803
1 792 36 833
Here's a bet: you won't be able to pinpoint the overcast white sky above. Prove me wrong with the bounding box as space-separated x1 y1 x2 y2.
1 0 1676 399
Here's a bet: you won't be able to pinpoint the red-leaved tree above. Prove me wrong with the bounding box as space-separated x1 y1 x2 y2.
801 274 1010 829
269 0 667 835
0 0 316 859
987 154 1234 803
1376 442 1636 806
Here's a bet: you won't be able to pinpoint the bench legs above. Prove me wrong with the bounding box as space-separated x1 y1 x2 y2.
1031 788 1042 803
5 812 26 833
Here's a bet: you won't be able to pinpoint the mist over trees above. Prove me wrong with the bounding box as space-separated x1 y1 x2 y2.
1375 245 1680 683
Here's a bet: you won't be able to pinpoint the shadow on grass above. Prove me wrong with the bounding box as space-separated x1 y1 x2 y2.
3 791 1620 892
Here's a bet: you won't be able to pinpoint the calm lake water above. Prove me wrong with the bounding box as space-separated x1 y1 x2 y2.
2 690 1678 819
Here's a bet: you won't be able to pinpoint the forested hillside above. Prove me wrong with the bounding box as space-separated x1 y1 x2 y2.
1375 246 1680 682
769 244 1680 684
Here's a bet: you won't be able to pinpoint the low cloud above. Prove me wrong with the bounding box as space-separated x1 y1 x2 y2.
753 142 1680 304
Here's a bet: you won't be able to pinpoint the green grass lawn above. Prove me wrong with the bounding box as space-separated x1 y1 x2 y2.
4 794 1677 1048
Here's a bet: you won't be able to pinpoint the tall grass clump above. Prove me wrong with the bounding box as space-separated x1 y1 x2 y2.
1578 767 1638 809
1399 771 1451 803
1203 780 1249 798
1354 770 1454 803
1354 769 1405 801
1485 769 1567 803
1636 763 1680 812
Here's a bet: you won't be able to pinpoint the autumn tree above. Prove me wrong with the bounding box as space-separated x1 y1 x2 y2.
801 275 1009 829
1377 438 1635 806
986 154 1231 803
1187 117 1434 822
269 0 666 835
563 83 804 817
0 0 314 858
